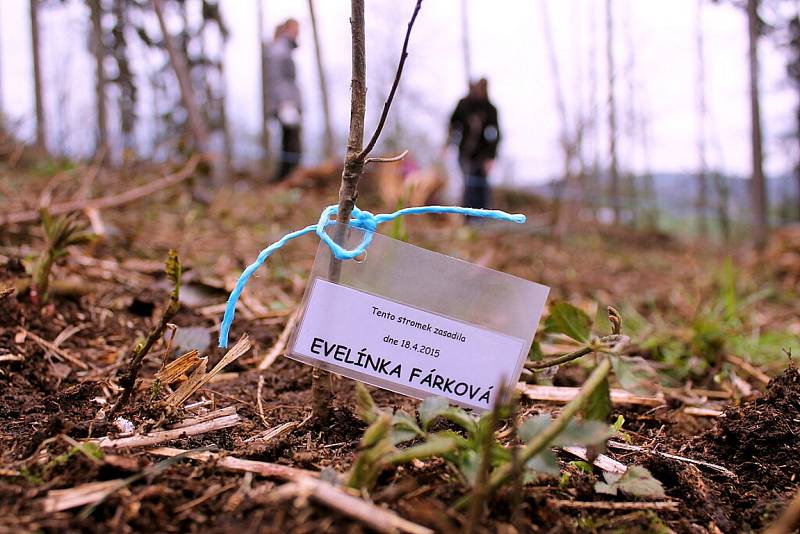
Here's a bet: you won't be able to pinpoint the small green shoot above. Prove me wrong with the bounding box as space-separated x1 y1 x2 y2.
31 210 93 302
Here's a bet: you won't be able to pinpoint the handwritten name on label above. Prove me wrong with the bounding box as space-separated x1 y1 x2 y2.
290 279 527 410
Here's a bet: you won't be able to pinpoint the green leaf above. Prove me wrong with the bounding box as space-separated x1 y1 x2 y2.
355 382 379 424
554 419 613 448
361 414 392 448
544 302 592 343
457 449 481 485
441 407 478 434
518 415 551 443
595 465 666 499
528 340 544 361
583 375 612 422
391 410 423 444
611 355 661 396
387 435 458 465
526 449 560 476
419 396 449 431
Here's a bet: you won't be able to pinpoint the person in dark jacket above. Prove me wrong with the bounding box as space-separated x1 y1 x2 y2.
448 78 501 219
269 19 302 182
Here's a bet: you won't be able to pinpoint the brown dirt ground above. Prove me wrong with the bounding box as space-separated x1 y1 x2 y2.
1 169 799 533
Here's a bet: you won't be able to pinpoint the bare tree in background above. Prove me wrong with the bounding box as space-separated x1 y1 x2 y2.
111 0 137 158
89 0 109 158
747 0 768 246
152 0 218 183
540 0 583 235
461 0 472 86
695 0 709 238
257 0 270 161
786 12 800 220
308 0 335 159
30 0 47 154
605 0 621 224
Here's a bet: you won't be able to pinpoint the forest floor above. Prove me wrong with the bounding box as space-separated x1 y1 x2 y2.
1 159 799 533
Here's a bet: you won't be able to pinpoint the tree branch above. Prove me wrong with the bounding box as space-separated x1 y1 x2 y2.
356 0 423 162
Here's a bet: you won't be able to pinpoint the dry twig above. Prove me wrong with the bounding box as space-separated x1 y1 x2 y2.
1 156 201 226
98 410 240 449
517 383 665 407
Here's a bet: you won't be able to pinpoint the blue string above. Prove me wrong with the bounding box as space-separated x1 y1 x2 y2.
218 204 526 347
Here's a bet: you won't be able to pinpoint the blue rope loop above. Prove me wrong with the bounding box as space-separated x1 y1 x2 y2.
218 204 526 348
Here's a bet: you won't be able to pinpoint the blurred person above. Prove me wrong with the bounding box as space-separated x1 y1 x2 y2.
269 19 302 182
448 78 501 220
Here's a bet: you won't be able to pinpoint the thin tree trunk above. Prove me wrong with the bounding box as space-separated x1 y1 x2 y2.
308 0 335 160
257 0 270 161
695 0 708 238
461 0 471 86
622 3 638 228
30 0 47 155
747 0 768 246
311 0 368 423
605 0 620 224
152 0 210 157
540 0 575 235
90 0 109 159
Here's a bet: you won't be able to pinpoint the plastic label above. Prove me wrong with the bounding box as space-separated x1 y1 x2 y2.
287 224 549 410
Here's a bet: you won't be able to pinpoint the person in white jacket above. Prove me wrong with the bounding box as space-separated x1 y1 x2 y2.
269 19 302 182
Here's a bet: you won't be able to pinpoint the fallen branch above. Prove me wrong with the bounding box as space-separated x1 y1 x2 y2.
1 155 201 226
607 440 736 478
43 479 125 513
683 406 723 417
517 383 665 407
98 412 239 449
149 447 432 534
148 446 313 480
258 310 299 370
724 353 771 385
21 328 88 370
548 499 679 511
561 446 627 475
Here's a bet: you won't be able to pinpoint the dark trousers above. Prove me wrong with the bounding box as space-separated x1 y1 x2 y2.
460 159 489 219
274 123 302 182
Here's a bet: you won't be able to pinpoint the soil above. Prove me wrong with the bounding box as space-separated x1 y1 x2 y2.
1 170 798 533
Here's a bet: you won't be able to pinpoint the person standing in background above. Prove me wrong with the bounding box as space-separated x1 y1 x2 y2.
448 78 501 220
269 19 302 182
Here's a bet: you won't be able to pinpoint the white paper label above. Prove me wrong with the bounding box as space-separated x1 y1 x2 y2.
290 279 528 410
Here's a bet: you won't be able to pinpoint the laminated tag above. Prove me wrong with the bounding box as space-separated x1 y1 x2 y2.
287 224 549 410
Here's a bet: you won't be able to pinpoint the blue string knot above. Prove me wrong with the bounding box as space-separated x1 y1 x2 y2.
218 203 526 348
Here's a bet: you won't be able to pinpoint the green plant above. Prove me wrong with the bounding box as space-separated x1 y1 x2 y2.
31 210 93 302
349 381 612 494
108 250 181 417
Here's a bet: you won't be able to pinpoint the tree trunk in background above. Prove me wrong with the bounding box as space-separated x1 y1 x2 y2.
153 0 218 184
747 0 768 246
29 0 47 155
308 0 334 159
695 0 708 238
540 0 577 236
605 0 620 224
257 0 270 161
461 0 471 86
90 0 109 159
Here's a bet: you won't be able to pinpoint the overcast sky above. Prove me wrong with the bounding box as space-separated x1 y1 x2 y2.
0 0 796 184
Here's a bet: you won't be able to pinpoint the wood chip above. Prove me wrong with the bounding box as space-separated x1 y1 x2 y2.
97 412 240 449
549 499 680 511
517 383 665 407
166 335 252 408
